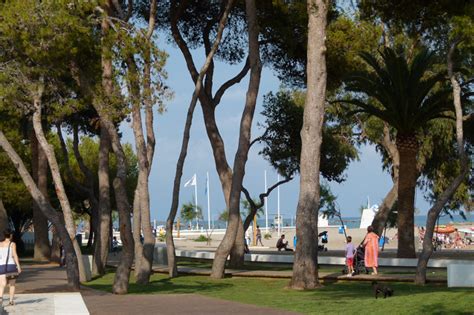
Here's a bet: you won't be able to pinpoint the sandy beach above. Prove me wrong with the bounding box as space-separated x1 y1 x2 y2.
169 222 474 252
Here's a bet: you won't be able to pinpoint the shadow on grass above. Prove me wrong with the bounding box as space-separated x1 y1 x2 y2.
87 274 234 295
310 280 473 301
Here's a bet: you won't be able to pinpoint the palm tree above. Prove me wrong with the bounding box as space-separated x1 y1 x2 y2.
180 202 203 229
342 47 451 258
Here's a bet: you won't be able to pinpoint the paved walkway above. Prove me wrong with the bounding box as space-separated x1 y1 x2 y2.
81 291 296 315
2 293 89 315
10 264 297 315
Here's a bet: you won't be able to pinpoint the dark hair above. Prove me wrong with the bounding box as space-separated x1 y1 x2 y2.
367 226 374 233
4 229 12 239
347 236 352 242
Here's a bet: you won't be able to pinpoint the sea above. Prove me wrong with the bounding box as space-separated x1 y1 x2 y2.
166 214 472 230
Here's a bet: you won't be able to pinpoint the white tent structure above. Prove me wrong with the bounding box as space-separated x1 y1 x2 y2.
318 214 329 227
360 205 379 229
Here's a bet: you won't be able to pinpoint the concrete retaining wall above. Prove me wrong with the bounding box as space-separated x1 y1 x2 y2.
158 245 471 268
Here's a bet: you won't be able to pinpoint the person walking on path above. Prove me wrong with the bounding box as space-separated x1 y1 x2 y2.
256 226 264 246
0 230 21 307
363 226 379 275
345 236 355 276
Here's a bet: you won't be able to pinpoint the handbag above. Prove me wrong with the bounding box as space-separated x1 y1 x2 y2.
3 242 18 279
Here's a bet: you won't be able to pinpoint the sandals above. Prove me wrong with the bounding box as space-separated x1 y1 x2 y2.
8 301 14 306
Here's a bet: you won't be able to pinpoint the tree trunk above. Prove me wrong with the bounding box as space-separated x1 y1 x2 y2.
166 0 235 277
0 198 8 235
32 90 87 282
103 119 135 295
415 41 469 284
211 0 261 279
396 135 418 258
86 214 94 248
371 124 399 236
51 227 61 264
127 56 155 285
0 130 80 290
132 185 144 278
228 218 245 268
98 2 135 294
371 181 397 235
93 127 111 276
31 131 51 261
289 0 328 290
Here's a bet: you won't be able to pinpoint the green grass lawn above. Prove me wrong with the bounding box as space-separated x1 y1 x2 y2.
86 271 473 314
177 257 448 277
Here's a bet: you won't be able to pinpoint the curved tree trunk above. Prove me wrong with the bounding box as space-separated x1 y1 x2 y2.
0 130 80 290
289 0 328 290
371 124 399 236
86 215 94 248
103 120 135 295
396 135 418 258
51 227 62 264
93 127 111 276
228 218 245 268
127 56 155 285
166 0 236 277
171 0 252 270
211 0 262 279
31 133 51 261
415 41 469 284
371 183 398 235
132 185 144 278
32 91 87 282
98 1 134 294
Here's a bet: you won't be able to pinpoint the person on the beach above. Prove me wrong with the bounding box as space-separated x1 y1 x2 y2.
0 230 21 307
256 226 263 246
454 229 465 249
363 226 379 275
345 236 355 276
276 234 293 251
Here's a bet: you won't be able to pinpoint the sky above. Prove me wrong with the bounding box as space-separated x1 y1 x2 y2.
119 39 434 223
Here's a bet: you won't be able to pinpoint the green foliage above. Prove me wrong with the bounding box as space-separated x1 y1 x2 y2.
180 201 202 223
263 233 272 240
51 134 138 214
319 184 337 214
194 235 211 242
218 209 229 223
260 89 358 181
240 198 264 219
87 272 474 314
343 48 452 136
258 3 382 88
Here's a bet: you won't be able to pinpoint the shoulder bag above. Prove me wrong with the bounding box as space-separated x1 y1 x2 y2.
4 242 18 279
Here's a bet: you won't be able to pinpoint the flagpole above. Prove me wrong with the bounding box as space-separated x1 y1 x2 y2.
277 173 281 237
207 171 211 230
195 174 199 230
264 170 268 233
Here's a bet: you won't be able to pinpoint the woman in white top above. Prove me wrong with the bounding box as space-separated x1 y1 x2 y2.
0 230 21 306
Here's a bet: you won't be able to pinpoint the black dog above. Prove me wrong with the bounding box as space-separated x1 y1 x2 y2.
372 281 394 299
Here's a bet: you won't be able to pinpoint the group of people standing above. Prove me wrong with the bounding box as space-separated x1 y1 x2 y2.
345 225 379 276
0 230 21 308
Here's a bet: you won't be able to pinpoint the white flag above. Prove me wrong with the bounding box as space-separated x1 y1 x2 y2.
184 174 196 187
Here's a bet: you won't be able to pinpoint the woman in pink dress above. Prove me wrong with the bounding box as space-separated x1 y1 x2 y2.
363 226 379 275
